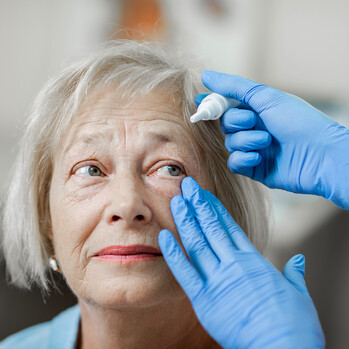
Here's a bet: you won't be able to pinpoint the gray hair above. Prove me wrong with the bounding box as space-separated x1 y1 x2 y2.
1 40 270 292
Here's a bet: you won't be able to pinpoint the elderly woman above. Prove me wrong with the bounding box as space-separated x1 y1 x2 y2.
1 40 323 349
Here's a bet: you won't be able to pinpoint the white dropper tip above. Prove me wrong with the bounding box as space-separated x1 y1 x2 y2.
190 109 210 123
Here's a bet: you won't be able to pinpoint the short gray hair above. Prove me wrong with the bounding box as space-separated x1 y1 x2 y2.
1 40 270 291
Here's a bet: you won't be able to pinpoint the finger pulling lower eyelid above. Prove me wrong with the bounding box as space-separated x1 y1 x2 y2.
182 179 214 210
180 178 217 209
181 177 201 200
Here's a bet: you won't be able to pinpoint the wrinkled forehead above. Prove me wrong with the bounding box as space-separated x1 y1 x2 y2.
56 85 202 161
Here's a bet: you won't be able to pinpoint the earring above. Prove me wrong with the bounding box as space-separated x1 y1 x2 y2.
49 256 61 272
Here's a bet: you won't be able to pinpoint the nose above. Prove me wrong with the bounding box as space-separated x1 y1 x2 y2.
105 175 152 227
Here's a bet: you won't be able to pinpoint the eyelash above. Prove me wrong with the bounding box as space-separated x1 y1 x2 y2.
72 161 186 178
156 164 186 177
71 160 105 177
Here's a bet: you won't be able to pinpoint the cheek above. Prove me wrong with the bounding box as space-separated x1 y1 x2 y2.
50 186 103 269
144 177 185 244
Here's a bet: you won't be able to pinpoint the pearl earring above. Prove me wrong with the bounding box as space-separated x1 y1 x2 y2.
49 257 60 272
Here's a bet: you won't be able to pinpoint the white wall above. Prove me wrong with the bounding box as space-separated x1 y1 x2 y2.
263 0 349 101
0 0 117 190
163 0 269 79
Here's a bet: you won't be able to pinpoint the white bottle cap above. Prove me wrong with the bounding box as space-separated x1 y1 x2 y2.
190 93 240 123
190 109 210 123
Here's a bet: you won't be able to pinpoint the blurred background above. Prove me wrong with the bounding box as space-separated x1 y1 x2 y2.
0 0 348 347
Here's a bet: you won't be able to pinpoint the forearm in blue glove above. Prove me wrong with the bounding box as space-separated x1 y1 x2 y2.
196 71 349 209
159 177 325 349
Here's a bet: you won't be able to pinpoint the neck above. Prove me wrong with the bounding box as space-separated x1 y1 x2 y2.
77 296 219 349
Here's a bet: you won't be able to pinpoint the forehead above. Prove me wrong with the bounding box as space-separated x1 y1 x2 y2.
60 86 199 156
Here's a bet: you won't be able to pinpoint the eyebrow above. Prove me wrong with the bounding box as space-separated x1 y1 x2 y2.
146 132 172 144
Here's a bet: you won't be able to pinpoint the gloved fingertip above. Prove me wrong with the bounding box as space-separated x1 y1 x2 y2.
170 195 188 216
249 152 262 165
227 156 254 178
228 151 261 170
293 254 306 276
295 253 305 262
220 117 229 134
158 229 172 248
241 152 261 166
283 254 310 297
171 194 184 205
265 132 272 147
284 254 305 277
201 70 225 88
202 69 218 80
181 177 200 197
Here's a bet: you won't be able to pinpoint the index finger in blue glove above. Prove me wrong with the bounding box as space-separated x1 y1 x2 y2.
202 70 287 114
181 177 237 263
170 194 220 277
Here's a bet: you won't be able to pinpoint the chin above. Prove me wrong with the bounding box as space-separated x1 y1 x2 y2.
73 264 185 309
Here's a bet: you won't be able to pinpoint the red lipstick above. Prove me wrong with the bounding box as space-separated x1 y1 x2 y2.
94 245 163 262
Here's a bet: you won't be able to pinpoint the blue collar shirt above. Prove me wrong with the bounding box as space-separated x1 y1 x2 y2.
0 305 80 349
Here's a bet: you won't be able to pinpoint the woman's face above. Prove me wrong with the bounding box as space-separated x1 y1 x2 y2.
49 86 212 309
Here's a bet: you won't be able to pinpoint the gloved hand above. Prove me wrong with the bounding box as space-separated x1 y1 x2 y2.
159 177 325 349
196 70 349 209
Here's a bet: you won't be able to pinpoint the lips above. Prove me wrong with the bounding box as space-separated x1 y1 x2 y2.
94 245 163 261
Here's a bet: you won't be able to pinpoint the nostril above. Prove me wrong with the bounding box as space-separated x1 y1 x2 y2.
111 215 144 222
112 215 120 222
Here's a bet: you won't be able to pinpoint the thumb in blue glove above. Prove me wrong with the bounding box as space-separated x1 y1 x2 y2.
198 70 349 209
159 177 325 349
283 254 310 298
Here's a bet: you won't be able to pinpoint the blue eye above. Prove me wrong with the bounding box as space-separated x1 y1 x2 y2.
76 165 103 177
157 165 184 177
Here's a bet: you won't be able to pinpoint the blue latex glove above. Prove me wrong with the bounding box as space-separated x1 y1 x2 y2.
159 177 325 349
196 71 349 209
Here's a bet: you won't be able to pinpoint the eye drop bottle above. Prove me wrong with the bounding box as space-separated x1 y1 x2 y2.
190 93 240 123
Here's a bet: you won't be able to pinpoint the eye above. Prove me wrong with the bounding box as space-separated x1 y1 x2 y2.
157 165 184 177
75 165 103 177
